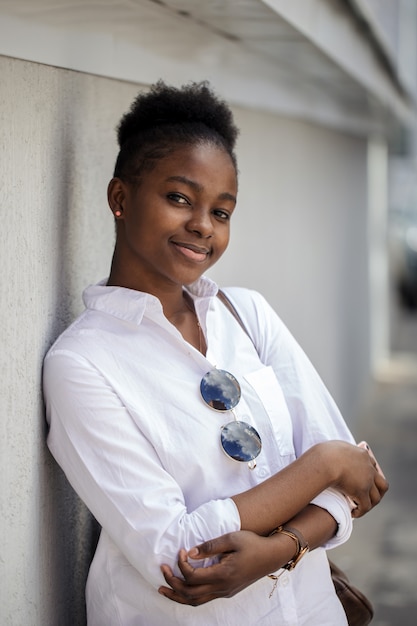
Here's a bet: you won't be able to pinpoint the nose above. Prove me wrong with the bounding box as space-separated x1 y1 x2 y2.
186 208 213 238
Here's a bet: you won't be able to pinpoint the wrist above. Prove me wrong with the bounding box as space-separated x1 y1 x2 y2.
268 530 298 570
269 525 310 572
266 526 310 599
312 441 340 487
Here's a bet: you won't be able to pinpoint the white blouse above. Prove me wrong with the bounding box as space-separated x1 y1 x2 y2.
43 276 353 625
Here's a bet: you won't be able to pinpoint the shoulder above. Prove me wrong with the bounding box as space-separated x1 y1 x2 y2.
218 286 268 312
216 287 303 365
43 307 102 367
217 286 279 328
216 287 287 351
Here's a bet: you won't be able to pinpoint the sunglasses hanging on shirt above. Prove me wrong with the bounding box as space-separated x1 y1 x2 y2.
200 369 262 470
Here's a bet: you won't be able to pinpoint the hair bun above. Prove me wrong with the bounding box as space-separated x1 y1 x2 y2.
117 80 238 151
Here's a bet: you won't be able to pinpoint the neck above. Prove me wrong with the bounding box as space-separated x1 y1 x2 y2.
107 242 205 353
107 250 187 319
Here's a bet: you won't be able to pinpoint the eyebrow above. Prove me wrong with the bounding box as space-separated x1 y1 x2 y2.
166 175 236 203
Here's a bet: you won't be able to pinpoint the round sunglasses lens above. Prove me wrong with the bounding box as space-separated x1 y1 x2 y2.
200 369 241 411
220 421 262 462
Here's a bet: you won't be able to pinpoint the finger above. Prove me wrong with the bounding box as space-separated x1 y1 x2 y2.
372 456 387 481
158 576 217 606
161 554 215 587
158 585 218 606
160 564 175 581
177 551 206 581
366 446 385 478
177 551 210 582
357 440 369 451
178 556 232 585
161 562 223 597
159 566 224 605
188 533 236 560
160 564 181 589
358 441 387 480
177 549 196 578
374 470 389 497
160 563 210 594
159 577 220 600
351 492 373 518
369 482 384 508
345 495 358 511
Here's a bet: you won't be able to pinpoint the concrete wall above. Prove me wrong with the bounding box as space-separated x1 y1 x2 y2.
0 55 131 626
0 55 370 624
209 107 370 422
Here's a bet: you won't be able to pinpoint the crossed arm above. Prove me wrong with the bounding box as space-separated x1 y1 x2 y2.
158 440 388 606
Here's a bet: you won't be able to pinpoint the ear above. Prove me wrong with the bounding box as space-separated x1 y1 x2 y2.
107 177 128 219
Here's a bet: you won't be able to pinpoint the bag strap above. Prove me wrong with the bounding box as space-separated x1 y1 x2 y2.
217 290 252 342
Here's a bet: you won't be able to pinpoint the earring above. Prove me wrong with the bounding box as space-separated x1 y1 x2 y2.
114 209 122 218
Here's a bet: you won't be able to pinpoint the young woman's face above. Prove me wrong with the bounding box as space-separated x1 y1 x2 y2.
113 142 238 291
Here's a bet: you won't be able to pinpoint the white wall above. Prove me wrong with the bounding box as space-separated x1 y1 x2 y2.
210 107 370 422
0 55 370 624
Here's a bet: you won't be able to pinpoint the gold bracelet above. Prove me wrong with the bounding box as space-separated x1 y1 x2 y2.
267 526 309 598
269 525 310 572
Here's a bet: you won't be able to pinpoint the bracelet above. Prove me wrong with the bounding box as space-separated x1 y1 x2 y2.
267 525 309 598
269 525 310 572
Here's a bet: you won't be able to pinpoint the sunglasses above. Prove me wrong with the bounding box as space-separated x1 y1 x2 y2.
200 369 262 470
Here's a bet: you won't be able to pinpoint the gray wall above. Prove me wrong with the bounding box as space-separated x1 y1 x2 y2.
209 107 370 420
1 56 131 626
0 55 370 624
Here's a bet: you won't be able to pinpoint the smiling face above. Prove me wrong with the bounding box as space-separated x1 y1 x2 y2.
108 141 238 294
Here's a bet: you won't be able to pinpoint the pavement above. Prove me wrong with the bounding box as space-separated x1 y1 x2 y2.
331 354 417 625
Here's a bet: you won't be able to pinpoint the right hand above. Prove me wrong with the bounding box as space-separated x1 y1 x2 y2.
159 530 287 606
317 440 388 517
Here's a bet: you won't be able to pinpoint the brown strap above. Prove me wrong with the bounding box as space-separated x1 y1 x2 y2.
217 290 251 339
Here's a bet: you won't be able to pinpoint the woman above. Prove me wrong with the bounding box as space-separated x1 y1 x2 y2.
43 81 388 625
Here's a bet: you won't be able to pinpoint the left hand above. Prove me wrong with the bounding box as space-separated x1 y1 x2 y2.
158 530 283 606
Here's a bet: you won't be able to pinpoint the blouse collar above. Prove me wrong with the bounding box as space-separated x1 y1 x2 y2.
82 275 219 325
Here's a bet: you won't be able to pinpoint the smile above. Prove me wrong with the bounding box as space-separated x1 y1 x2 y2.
172 242 210 262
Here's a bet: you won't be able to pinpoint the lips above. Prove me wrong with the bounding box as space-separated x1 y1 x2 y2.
172 241 210 262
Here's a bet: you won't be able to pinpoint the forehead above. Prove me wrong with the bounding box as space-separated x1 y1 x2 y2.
151 142 238 191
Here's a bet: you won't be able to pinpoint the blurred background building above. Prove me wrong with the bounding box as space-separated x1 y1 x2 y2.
1 1 416 624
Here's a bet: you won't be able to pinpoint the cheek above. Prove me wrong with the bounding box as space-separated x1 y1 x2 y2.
213 228 230 259
221 224 231 246
128 205 163 236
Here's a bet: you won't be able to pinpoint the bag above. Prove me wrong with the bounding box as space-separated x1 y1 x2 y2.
216 291 374 625
329 560 374 625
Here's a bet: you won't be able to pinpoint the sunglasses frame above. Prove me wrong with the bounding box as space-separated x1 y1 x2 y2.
200 368 262 469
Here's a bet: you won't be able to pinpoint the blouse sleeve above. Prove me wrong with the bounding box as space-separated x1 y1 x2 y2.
222 288 356 548
43 349 241 588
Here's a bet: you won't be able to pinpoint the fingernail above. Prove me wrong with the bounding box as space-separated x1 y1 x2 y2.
188 547 199 558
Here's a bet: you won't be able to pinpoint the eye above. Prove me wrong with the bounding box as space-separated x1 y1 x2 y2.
213 209 231 221
167 192 190 205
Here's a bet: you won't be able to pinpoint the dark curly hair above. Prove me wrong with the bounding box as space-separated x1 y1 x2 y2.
113 81 239 181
